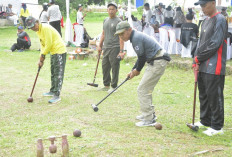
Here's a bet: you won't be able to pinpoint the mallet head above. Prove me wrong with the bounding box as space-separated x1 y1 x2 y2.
91 104 98 112
87 83 98 87
186 123 199 131
27 97 33 103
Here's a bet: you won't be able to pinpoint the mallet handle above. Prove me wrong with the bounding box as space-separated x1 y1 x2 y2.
30 67 41 97
92 52 101 83
96 77 130 107
192 71 198 125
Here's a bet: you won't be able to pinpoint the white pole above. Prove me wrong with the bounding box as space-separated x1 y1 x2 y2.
65 0 73 42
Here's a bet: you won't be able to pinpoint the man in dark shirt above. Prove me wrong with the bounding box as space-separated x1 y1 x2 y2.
193 0 227 136
98 2 125 93
180 13 199 57
11 26 31 52
115 21 169 127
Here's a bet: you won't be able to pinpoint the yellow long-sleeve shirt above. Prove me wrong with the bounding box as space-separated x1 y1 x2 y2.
36 24 66 55
20 8 30 17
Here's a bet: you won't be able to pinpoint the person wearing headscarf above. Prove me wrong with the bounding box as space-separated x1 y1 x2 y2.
164 6 174 26
173 7 186 28
20 3 30 28
47 0 62 36
39 3 49 23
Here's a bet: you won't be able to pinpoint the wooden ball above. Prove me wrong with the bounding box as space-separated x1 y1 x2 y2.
73 129 81 137
155 123 162 130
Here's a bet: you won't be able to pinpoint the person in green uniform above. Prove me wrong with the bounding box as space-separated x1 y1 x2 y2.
98 2 125 93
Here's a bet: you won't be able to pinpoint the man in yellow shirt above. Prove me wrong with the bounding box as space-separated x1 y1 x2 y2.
25 16 66 104
20 3 30 29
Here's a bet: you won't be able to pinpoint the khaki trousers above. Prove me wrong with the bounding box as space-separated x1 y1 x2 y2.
137 52 167 121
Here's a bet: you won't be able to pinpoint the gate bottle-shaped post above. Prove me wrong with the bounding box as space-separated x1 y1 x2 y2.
49 136 57 154
36 138 44 157
62 134 69 157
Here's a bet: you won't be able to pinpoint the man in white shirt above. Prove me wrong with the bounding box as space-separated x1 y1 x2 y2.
118 6 124 20
142 3 152 24
76 4 92 46
47 0 62 36
76 4 86 25
153 3 164 25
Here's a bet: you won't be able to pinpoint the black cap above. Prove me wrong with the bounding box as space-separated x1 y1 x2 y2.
194 0 215 6
107 2 117 9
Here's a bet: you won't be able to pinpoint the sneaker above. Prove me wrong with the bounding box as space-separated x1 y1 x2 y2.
48 96 61 104
107 87 117 94
194 121 209 129
135 119 157 127
98 86 110 91
43 92 55 97
203 128 224 136
136 113 157 121
18 49 24 52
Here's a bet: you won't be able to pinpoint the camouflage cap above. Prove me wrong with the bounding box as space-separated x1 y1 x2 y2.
115 21 131 35
25 16 37 29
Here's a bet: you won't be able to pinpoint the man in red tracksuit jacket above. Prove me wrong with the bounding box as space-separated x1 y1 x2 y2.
193 0 227 136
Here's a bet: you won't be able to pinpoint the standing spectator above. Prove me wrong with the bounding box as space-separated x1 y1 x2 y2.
198 10 207 27
221 7 228 22
124 7 129 21
180 14 199 57
193 0 227 136
115 21 169 127
164 6 174 26
118 5 124 20
98 2 125 93
39 3 49 23
173 7 186 28
26 16 67 104
188 8 197 23
47 0 62 36
10 26 31 52
6 4 18 26
76 4 92 46
76 4 86 25
131 15 142 32
20 3 30 29
154 3 164 25
142 3 152 24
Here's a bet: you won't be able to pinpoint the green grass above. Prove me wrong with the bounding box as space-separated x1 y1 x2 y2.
0 26 232 156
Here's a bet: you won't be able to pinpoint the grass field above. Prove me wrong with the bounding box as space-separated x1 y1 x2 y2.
0 22 232 156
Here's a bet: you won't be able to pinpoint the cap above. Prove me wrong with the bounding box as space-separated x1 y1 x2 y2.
115 21 130 35
79 4 82 7
107 2 117 9
194 0 215 6
25 16 37 29
18 26 23 30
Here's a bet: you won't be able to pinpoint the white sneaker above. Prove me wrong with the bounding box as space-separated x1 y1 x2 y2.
135 120 156 127
194 121 209 129
136 114 157 121
107 88 117 94
203 128 224 136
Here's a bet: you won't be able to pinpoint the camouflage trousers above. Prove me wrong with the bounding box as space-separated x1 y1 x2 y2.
50 53 66 96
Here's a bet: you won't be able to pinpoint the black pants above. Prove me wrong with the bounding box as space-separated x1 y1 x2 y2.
198 72 225 130
11 38 30 51
21 16 27 28
198 20 203 28
49 20 62 37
